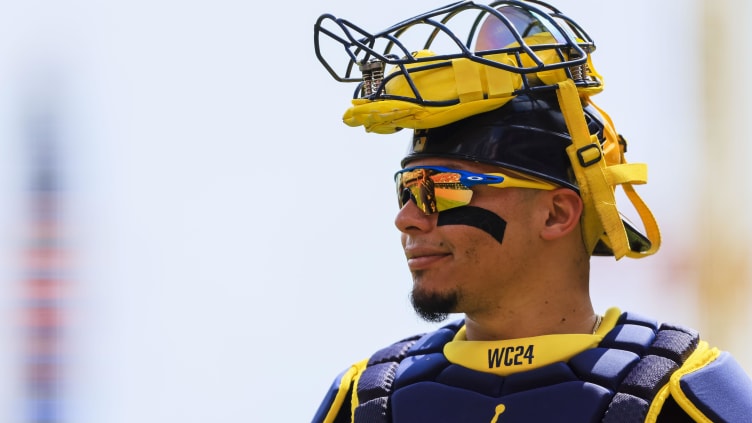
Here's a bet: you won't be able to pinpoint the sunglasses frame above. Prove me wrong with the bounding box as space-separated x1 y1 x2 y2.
395 165 558 214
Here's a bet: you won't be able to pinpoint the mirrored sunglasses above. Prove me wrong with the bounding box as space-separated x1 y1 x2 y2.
395 166 558 215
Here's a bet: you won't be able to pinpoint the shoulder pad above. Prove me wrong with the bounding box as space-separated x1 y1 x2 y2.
672 350 752 422
313 359 368 423
312 368 350 423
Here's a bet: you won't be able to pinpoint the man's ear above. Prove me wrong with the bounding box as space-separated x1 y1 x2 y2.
540 188 583 241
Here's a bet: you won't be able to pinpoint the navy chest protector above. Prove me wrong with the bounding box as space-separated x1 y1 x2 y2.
355 312 697 423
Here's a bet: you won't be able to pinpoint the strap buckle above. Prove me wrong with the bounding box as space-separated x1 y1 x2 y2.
577 144 602 167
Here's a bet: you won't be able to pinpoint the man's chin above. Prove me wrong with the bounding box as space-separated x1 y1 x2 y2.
410 288 458 323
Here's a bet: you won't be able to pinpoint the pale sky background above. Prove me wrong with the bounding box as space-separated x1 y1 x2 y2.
0 1 749 422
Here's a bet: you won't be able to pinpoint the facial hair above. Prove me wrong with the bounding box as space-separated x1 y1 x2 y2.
407 206 505 322
410 285 459 323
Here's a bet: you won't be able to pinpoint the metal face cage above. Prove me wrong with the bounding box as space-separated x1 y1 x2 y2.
313 0 600 106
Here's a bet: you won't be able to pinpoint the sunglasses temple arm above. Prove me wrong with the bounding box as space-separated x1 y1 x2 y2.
488 179 558 190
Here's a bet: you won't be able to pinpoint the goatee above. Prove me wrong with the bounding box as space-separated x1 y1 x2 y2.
410 288 458 323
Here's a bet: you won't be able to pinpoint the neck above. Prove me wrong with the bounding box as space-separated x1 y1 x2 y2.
463 300 597 341
463 257 594 341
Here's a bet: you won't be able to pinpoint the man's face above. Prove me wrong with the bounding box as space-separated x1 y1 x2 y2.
395 158 546 322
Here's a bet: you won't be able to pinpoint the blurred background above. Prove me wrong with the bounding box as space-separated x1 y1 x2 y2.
0 0 749 421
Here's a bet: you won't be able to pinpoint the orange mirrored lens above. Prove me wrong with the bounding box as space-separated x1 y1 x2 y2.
397 168 473 214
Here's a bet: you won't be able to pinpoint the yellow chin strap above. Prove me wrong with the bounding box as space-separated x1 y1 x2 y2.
556 80 660 259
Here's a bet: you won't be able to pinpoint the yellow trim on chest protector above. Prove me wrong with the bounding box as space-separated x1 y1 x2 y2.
444 308 620 376
445 333 602 376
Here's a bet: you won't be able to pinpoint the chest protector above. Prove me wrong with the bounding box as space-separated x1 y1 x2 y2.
354 311 699 423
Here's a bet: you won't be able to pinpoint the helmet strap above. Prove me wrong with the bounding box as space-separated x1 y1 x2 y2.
555 80 660 259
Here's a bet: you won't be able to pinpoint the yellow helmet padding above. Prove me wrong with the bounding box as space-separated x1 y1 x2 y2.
343 33 604 134
344 51 521 134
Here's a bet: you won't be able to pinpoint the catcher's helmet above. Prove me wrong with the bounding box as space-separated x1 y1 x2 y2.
314 0 660 259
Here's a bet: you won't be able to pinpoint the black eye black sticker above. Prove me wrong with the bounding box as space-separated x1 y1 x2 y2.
437 206 507 244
